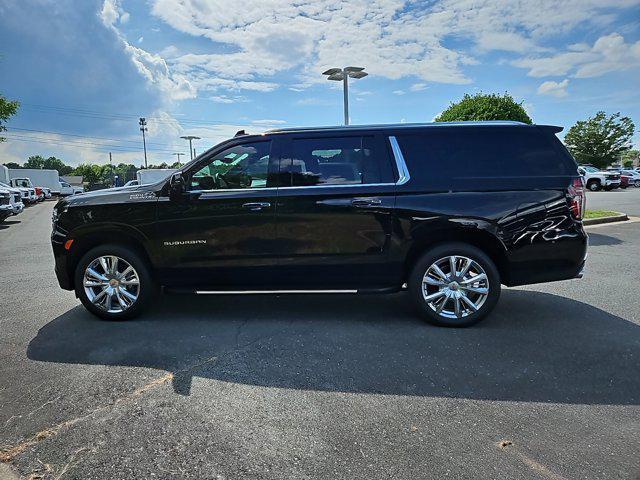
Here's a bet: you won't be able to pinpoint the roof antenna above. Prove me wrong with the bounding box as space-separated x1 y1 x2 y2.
235 130 246 137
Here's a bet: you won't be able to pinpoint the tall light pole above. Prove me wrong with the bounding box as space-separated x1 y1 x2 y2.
180 135 201 161
139 117 148 168
322 67 368 125
172 152 186 167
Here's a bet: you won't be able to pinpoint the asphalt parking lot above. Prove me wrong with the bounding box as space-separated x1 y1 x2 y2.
1 192 639 479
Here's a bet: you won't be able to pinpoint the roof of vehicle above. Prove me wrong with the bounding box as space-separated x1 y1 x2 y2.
266 121 562 134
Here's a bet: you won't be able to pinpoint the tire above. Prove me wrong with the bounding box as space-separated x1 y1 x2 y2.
408 243 501 327
74 244 156 320
620 184 627 189
635 180 640 188
587 180 601 192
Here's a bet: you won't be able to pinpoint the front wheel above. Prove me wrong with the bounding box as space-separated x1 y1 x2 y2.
587 180 601 192
74 244 156 320
408 243 501 327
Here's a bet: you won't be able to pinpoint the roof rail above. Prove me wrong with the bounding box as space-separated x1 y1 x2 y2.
266 121 531 134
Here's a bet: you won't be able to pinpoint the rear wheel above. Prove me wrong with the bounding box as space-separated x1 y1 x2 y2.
74 244 156 320
408 243 501 327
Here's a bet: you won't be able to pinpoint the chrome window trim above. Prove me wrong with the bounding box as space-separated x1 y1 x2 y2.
388 136 410 185
186 136 410 194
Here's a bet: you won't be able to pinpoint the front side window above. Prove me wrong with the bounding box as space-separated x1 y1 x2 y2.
282 136 388 187
190 141 271 190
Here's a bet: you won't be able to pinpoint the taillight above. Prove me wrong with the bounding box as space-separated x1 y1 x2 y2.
567 177 586 220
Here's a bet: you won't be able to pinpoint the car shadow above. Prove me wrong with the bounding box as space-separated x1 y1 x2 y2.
588 232 623 246
27 290 640 405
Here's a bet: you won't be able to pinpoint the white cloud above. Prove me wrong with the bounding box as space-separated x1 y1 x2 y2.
144 0 640 96
514 33 640 78
251 119 287 126
100 0 196 103
537 79 569 97
393 90 406 96
410 83 428 92
137 36 144 43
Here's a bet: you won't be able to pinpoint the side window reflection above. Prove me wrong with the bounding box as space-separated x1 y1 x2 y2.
190 142 271 190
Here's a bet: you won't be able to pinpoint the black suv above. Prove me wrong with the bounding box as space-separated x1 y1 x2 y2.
52 122 587 327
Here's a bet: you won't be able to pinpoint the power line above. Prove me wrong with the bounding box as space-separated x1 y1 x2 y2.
19 102 278 128
2 134 180 155
7 127 182 149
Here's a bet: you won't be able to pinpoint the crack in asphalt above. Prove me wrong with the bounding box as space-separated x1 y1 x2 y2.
497 440 566 480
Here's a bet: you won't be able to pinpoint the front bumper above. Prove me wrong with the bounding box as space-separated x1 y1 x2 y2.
0 204 13 218
604 180 620 187
11 202 24 214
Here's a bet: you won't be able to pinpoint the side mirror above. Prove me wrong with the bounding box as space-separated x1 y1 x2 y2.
169 172 186 198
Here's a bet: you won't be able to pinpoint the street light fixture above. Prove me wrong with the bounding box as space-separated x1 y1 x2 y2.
322 66 368 125
180 135 201 160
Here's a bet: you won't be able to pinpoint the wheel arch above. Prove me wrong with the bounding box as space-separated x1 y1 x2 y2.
66 225 154 290
403 227 509 284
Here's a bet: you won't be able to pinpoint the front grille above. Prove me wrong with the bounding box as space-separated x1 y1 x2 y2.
0 195 9 206
606 174 620 180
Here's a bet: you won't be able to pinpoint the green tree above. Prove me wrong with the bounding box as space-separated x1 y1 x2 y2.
24 155 74 176
435 92 532 124
0 94 19 142
2 162 21 169
621 149 638 169
564 112 635 169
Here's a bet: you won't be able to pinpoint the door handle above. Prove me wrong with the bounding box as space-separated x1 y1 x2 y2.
351 197 382 207
242 202 271 211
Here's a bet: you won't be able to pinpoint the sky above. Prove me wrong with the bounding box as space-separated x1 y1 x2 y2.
0 0 639 167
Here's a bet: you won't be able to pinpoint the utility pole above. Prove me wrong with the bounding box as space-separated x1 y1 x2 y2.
109 152 114 186
139 117 148 168
322 67 368 125
172 152 185 167
181 135 201 161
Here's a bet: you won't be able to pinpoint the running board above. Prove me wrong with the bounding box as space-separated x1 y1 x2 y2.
195 289 358 295
163 287 400 295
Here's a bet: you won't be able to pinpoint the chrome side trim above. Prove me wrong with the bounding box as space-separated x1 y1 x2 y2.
196 289 358 295
388 136 410 185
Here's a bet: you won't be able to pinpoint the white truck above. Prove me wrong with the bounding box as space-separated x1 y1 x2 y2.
577 165 621 191
9 168 62 194
136 168 176 186
58 179 84 196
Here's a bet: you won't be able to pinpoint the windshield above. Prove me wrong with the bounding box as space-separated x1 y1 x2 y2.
583 166 599 173
13 178 32 187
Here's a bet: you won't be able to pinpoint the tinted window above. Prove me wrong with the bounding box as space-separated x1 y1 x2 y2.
397 127 572 188
281 136 391 187
190 141 271 190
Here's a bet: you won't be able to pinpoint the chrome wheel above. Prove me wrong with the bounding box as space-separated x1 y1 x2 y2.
83 255 140 313
422 255 489 320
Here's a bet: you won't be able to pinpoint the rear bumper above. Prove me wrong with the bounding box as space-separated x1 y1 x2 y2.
502 224 588 287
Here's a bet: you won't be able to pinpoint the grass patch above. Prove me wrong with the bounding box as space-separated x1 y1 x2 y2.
584 209 619 219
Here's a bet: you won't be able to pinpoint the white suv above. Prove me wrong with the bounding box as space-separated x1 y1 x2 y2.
578 165 621 191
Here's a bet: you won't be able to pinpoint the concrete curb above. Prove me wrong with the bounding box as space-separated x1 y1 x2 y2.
583 212 629 226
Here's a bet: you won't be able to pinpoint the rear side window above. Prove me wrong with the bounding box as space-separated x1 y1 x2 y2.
280 136 393 187
397 127 573 189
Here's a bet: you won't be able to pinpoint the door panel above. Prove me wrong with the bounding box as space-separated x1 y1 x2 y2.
273 134 397 288
275 185 395 287
154 140 280 288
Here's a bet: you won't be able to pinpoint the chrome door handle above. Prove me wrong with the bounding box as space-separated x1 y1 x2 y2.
242 202 271 211
352 197 382 207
